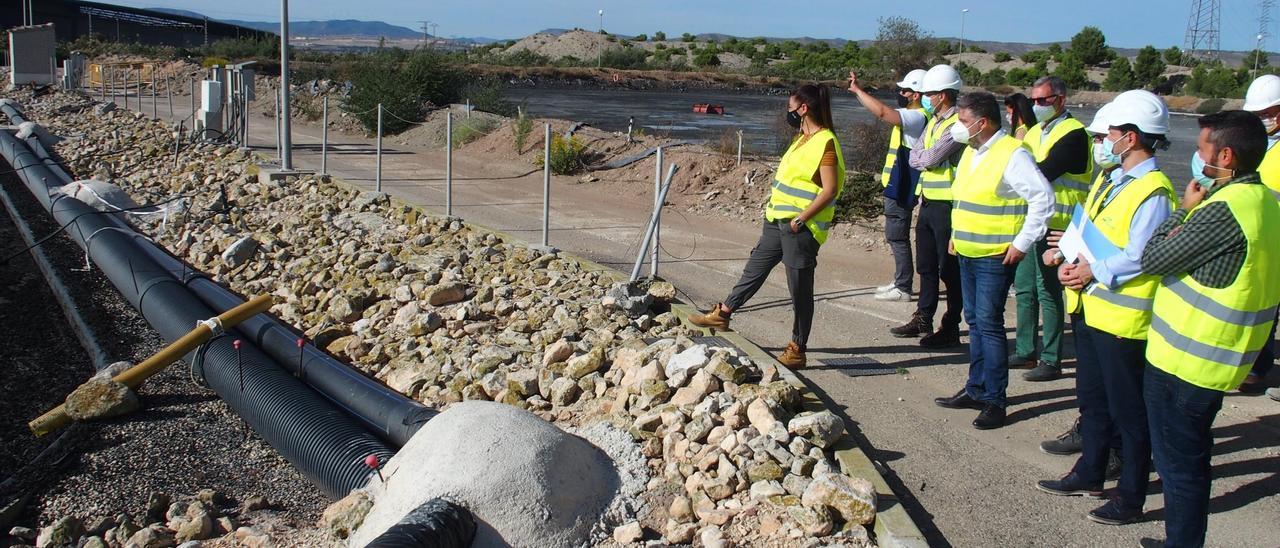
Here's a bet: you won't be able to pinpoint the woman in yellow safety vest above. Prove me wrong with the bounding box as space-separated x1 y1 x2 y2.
689 84 846 369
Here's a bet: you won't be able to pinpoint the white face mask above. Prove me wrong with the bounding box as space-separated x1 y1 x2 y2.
1092 141 1118 169
950 119 983 145
1033 103 1058 123
1265 115 1279 135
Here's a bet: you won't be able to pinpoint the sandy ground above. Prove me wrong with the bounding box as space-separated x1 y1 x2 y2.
123 89 1280 547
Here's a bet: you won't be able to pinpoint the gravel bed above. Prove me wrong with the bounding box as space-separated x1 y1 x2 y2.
0 153 326 541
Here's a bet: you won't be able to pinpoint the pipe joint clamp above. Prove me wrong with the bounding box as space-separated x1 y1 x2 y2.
198 317 224 337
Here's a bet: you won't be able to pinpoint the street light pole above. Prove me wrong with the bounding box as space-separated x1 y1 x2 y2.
1254 34 1265 80
598 9 605 68
280 0 292 170
960 9 970 55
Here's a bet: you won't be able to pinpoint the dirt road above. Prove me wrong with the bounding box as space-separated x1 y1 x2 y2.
137 94 1280 547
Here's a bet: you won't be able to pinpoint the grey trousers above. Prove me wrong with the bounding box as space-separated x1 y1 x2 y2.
884 197 914 293
724 219 818 348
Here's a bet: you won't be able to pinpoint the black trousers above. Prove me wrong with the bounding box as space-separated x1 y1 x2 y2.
725 219 818 347
1072 314 1151 511
915 199 962 328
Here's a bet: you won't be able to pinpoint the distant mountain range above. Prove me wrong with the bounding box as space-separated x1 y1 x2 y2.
148 8 500 43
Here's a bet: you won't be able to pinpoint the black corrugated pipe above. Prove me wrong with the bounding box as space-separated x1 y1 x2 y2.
0 101 435 447
135 243 437 447
0 124 391 499
364 499 477 548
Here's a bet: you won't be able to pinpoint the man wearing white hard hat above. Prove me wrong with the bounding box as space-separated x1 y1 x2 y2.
1240 74 1280 396
889 64 966 349
1037 91 1176 526
847 68 929 303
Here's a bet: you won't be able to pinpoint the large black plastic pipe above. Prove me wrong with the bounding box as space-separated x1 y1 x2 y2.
0 123 391 499
0 101 434 447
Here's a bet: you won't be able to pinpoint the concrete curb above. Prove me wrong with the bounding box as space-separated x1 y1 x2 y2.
294 171 929 547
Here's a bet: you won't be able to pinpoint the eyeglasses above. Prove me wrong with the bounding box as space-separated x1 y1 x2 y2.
1031 95 1060 106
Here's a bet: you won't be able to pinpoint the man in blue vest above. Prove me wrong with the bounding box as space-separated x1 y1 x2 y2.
847 69 928 302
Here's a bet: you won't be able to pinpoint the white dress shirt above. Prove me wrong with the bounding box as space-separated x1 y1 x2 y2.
960 128 1056 253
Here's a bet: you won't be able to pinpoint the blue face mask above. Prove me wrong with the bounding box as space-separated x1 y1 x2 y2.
922 95 935 116
1190 150 1232 189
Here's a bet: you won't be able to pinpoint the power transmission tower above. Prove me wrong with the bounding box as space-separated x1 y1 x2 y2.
1261 0 1275 51
420 20 431 43
1184 0 1221 61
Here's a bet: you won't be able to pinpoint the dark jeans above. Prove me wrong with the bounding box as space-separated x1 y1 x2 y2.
1014 239 1065 364
1145 365 1225 548
884 197 914 293
1071 316 1151 511
725 219 818 347
1248 312 1277 378
960 255 1016 408
916 199 962 328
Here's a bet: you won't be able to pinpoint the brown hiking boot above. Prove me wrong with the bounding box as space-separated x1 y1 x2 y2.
777 341 806 369
688 304 730 330
890 312 932 338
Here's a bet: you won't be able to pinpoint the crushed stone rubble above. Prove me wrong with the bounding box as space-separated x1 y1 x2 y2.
12 88 879 547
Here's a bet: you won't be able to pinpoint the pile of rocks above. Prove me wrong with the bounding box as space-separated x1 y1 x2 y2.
14 89 879 546
11 489 272 548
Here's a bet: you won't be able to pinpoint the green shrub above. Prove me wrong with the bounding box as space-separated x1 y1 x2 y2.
514 110 533 153
994 52 1012 63
682 33 696 43
833 172 882 221
654 31 667 41
462 79 515 117
202 56 230 68
452 118 499 147
600 47 649 69
634 34 648 42
1195 98 1226 114
535 135 587 174
500 49 551 66
344 50 464 133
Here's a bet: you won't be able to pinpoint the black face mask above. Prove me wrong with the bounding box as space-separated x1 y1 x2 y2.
786 109 803 129
896 94 910 108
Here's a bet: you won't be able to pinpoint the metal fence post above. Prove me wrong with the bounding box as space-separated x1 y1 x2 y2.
136 69 141 113
189 78 195 120
321 96 328 175
541 123 551 248
631 164 679 283
376 103 383 192
651 147 662 278
166 76 173 123
150 69 157 119
737 130 743 166
446 110 453 217
274 87 281 160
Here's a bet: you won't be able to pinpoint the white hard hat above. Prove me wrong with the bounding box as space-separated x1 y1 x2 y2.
1108 90 1170 136
919 64 963 93
896 69 928 92
1243 74 1280 112
1086 102 1116 135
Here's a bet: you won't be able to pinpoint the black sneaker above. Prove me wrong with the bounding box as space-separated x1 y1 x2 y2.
973 404 1006 430
1036 473 1104 498
1041 417 1083 456
890 313 931 338
1087 499 1143 526
920 327 961 349
1105 449 1123 481
1138 538 1164 548
1023 360 1062 382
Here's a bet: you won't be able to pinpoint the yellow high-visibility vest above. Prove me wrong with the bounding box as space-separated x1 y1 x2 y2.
950 134 1027 258
1259 140 1280 199
764 129 847 245
881 108 928 187
1080 170 1176 339
1146 182 1280 391
1025 115 1094 230
918 112 959 201
1064 171 1110 316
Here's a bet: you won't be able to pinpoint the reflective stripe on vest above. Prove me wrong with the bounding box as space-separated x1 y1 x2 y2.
1146 182 1280 391
1080 170 1175 339
1064 171 1112 315
950 134 1026 258
1261 140 1280 199
881 108 928 188
764 129 847 245
919 113 959 201
1026 116 1094 230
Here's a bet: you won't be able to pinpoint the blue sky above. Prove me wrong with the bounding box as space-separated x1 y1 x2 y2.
113 0 1275 52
